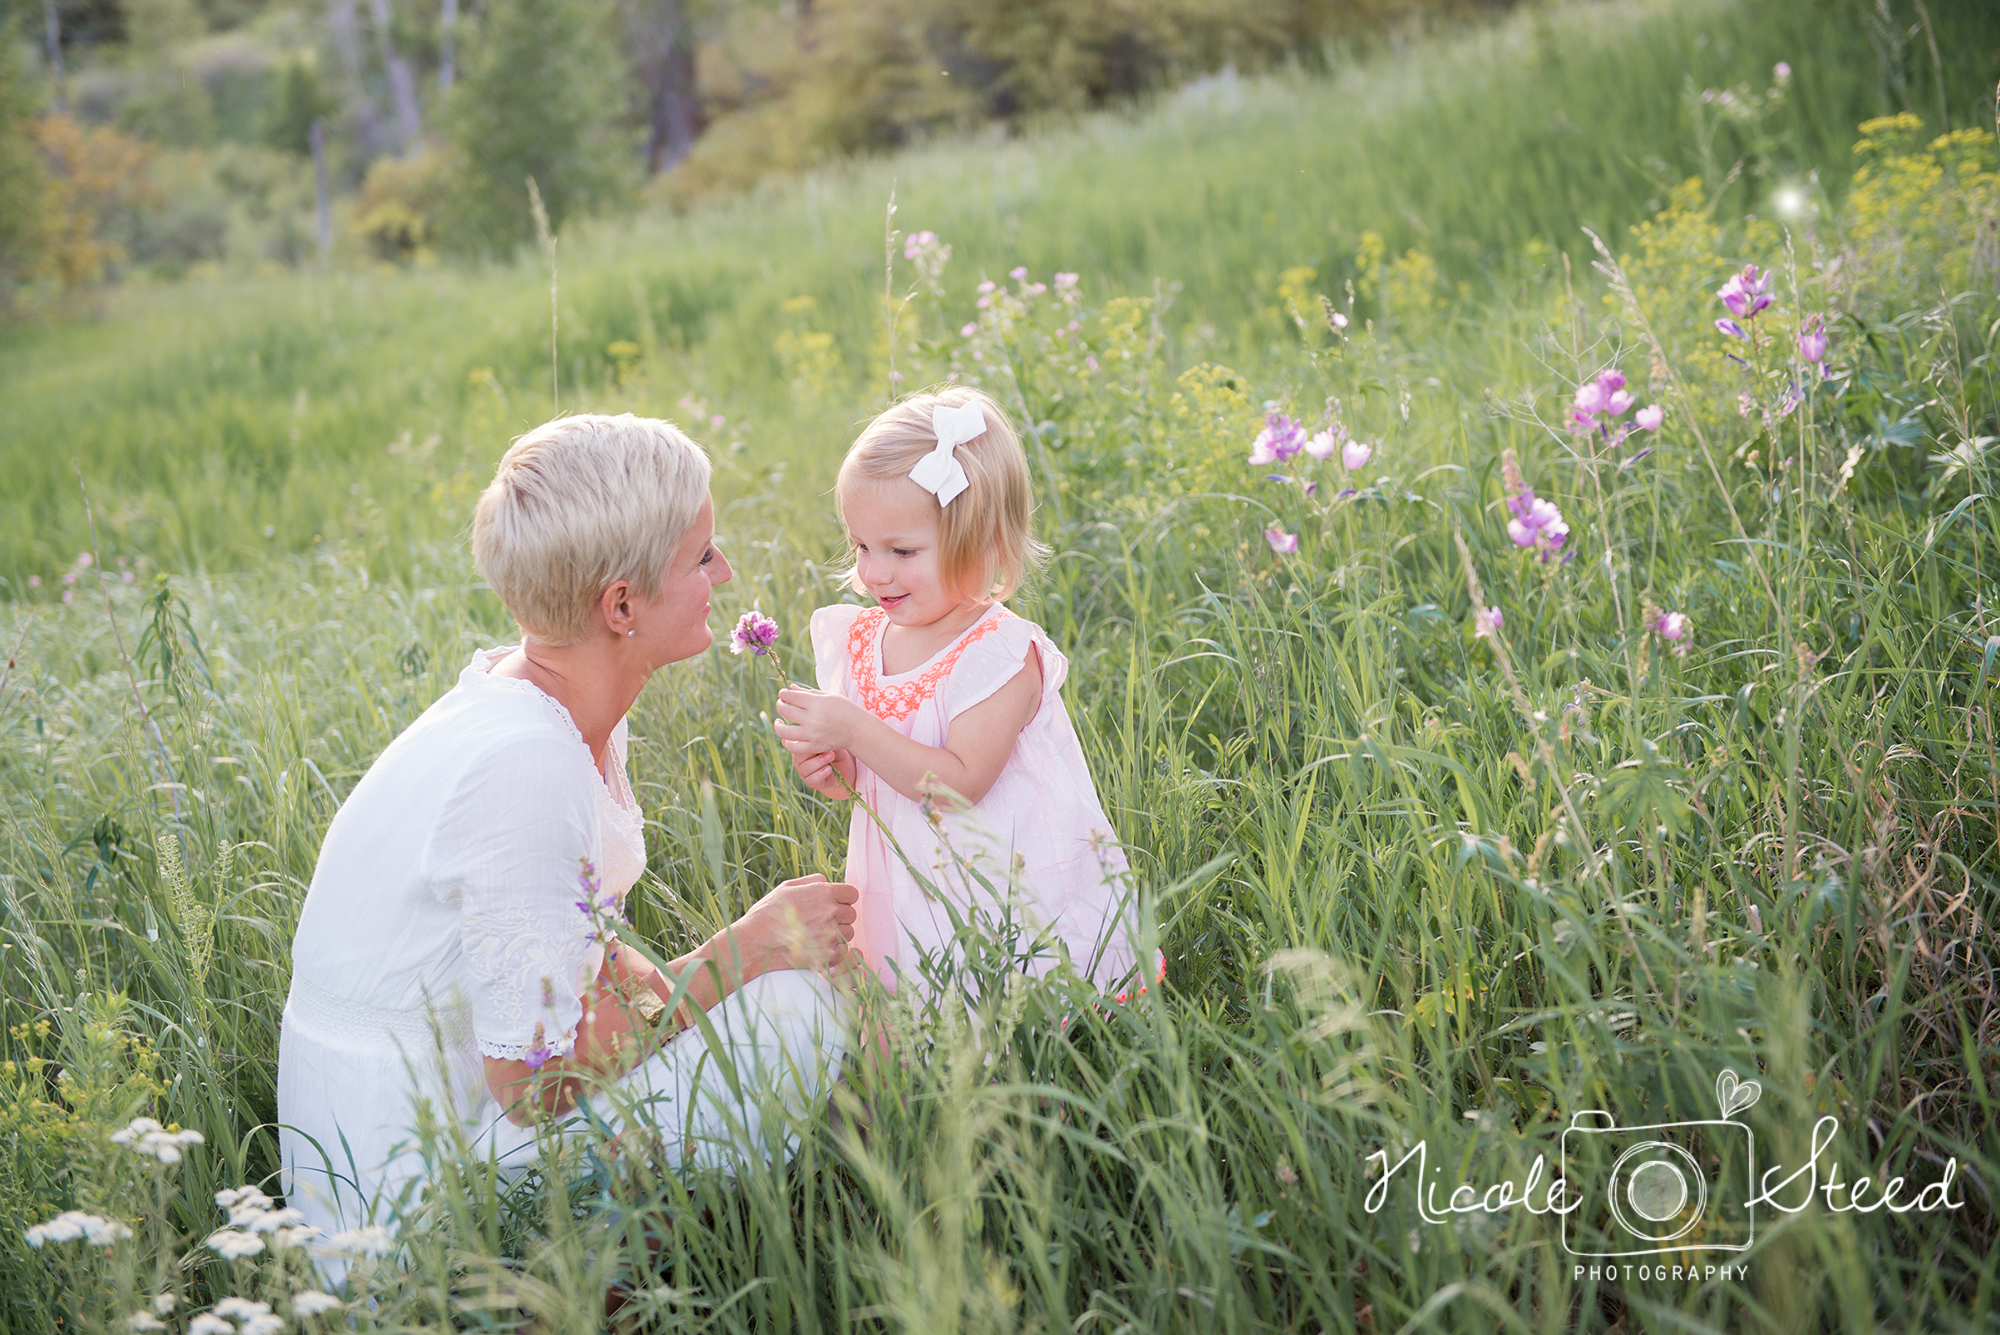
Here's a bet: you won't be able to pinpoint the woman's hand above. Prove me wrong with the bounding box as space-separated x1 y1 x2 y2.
789 745 857 799
774 687 873 756
713 874 858 982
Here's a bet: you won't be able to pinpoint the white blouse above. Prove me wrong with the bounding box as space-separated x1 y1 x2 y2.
278 646 647 1235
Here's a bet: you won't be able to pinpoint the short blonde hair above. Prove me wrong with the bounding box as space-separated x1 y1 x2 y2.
472 413 712 646
836 387 1047 602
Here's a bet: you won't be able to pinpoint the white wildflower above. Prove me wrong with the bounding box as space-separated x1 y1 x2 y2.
293 1291 344 1317
206 1227 266 1259
241 1317 284 1335
247 1206 305 1233
126 1315 167 1331
215 1186 271 1212
190 1316 234 1335
270 1225 319 1250
26 1211 131 1247
111 1118 203 1163
214 1298 272 1320
320 1224 393 1256
153 1294 178 1315
109 1117 164 1145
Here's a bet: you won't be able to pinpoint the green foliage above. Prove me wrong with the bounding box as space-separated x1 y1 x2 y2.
439 0 637 256
2 0 1999 1327
0 11 52 317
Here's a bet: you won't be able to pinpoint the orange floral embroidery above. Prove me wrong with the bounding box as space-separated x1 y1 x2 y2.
848 607 1014 721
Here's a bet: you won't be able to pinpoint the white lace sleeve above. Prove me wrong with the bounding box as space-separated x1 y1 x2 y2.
425 733 600 1062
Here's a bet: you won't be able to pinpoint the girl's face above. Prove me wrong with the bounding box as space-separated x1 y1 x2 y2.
842 479 969 629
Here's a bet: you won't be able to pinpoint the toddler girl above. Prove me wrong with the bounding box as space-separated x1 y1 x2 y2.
773 387 1158 997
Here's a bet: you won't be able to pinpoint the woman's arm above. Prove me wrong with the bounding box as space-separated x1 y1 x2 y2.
482 874 859 1124
773 650 1041 805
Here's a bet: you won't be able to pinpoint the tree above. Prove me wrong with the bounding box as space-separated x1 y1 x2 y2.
623 0 704 174
0 12 52 317
441 0 634 255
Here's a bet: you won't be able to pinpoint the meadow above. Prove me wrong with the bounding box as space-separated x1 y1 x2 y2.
3 0 1999 1329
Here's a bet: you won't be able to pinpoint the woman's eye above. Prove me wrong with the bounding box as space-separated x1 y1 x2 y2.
700 548 715 565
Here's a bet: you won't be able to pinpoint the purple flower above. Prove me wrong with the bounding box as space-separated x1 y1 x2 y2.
1635 404 1664 431
1798 318 1827 364
1715 318 1748 340
1504 456 1569 564
960 322 977 337
1248 410 1307 466
1304 428 1339 460
1264 528 1299 554
729 609 779 656
977 280 995 294
1009 266 1028 281
1654 610 1689 640
1571 369 1638 437
1473 606 1503 638
1341 439 1373 472
1716 265 1774 320
1773 61 1791 83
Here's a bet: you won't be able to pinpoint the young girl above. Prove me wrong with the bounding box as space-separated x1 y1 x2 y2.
773 387 1158 997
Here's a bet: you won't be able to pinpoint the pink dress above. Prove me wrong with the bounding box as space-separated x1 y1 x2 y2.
809 601 1160 996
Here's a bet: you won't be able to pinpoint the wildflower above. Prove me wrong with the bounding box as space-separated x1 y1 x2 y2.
1655 611 1689 640
1320 295 1349 331
62 590 73 604
61 571 76 584
1716 264 1774 321
246 1207 306 1234
1799 318 1827 363
1084 356 1098 372
1009 266 1028 281
1277 1159 1300 1185
1341 439 1373 472
1473 606 1503 638
215 1299 272 1321
76 552 92 568
960 322 977 337
709 414 726 428
1304 428 1339 460
729 609 779 657
214 1186 270 1212
153 1296 178 1316
113 1116 205 1163
1263 529 1299 554
26 575 39 587
122 571 135 584
1715 318 1748 340
207 1228 265 1259
1773 61 1791 83
294 1292 345 1317
1248 410 1307 465
321 1224 394 1256
977 280 995 294
127 1315 167 1332
1635 404 1665 431
1054 272 1080 305
190 1317 234 1335
26 1211 131 1247
1500 451 1567 563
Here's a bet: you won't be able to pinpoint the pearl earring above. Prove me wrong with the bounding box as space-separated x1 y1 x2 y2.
627 629 636 637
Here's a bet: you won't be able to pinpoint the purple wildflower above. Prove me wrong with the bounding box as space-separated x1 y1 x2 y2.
1474 606 1503 639
729 609 779 657
1341 439 1372 472
1249 410 1308 466
1304 428 1340 460
1715 318 1748 340
1264 529 1299 555
1501 449 1568 563
1799 317 1827 364
1716 265 1774 320
1635 404 1665 431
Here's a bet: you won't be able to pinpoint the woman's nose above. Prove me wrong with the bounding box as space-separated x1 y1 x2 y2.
710 551 734 585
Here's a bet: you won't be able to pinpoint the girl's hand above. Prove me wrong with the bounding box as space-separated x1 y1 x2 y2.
774 687 871 754
790 745 857 799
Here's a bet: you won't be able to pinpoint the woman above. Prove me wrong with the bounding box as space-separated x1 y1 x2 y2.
277 412 856 1251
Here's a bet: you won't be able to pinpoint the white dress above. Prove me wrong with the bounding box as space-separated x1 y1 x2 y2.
278 647 844 1251
809 603 1158 996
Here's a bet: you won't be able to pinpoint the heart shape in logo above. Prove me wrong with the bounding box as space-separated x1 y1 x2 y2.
1716 1070 1762 1119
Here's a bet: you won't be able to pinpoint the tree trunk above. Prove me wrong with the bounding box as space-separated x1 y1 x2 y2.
329 1 388 157
438 0 458 91
627 0 702 174
41 0 64 109
367 0 425 151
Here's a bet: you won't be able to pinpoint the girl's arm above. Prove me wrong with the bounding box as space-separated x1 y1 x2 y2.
774 649 1042 805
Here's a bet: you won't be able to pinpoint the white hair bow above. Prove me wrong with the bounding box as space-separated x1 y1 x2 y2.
907 400 987 507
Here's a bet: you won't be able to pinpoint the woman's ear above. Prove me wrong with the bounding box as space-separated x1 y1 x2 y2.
599 579 635 638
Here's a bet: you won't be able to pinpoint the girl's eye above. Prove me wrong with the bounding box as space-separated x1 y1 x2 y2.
893 548 917 558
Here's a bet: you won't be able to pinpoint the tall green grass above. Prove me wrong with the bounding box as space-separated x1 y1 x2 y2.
3 0 1998 1328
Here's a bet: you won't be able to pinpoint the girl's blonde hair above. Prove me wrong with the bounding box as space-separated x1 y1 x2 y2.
837 386 1048 602
472 413 712 647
